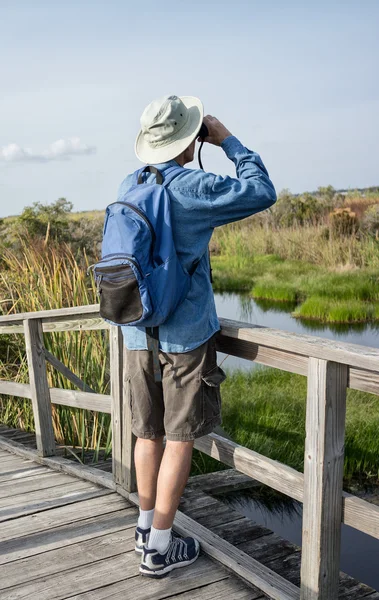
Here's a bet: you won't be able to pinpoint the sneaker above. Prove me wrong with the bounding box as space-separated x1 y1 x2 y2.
135 526 151 554
139 534 200 578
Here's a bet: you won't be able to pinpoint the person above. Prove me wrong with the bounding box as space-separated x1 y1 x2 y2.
117 94 277 578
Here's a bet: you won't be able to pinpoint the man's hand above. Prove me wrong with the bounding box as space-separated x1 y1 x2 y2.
198 115 233 146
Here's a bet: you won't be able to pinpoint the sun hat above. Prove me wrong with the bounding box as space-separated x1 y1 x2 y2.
135 95 204 164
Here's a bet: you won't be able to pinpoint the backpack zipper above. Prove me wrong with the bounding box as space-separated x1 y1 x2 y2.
107 201 156 245
87 254 143 277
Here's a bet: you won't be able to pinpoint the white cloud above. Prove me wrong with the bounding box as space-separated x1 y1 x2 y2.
0 137 96 163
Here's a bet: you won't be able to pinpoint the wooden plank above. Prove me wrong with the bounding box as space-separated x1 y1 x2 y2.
122 344 137 493
0 507 137 565
0 381 32 398
2 553 251 600
218 318 379 372
0 480 106 521
43 349 96 393
0 528 138 590
194 432 304 502
0 303 100 324
300 359 348 600
0 552 134 600
0 464 51 482
110 325 124 486
187 468 260 494
129 492 300 600
0 436 115 490
212 517 271 545
62 555 249 600
49 388 111 412
23 318 55 457
161 579 265 600
3 307 379 371
0 317 109 334
0 471 82 498
0 492 124 542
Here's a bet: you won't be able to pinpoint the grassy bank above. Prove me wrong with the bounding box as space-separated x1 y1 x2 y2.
211 253 379 324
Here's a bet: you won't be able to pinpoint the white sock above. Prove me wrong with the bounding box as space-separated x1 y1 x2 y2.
147 526 172 554
137 508 155 530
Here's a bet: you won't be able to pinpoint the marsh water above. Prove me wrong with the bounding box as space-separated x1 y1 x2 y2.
213 292 379 590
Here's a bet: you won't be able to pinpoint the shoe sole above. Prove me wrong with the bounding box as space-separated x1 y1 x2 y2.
139 547 200 578
135 546 144 555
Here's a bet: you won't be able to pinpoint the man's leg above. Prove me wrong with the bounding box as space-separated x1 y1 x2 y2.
134 436 165 510
152 439 194 529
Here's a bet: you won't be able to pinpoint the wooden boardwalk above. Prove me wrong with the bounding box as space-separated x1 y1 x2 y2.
0 426 378 599
0 442 268 600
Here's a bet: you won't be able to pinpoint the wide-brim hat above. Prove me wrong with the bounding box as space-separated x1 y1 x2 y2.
135 95 203 164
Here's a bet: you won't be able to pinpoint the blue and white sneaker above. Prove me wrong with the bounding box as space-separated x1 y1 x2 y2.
135 526 151 554
139 535 200 578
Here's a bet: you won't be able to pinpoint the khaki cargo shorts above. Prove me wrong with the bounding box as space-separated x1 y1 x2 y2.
123 333 226 441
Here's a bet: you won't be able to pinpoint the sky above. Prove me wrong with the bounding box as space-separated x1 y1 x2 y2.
0 0 378 218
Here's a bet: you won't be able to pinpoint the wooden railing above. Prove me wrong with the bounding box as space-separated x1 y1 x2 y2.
1 304 379 600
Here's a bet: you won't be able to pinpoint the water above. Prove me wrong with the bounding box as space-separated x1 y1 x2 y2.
213 292 379 590
214 292 379 371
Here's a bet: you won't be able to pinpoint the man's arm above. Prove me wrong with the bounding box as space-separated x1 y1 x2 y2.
200 116 277 228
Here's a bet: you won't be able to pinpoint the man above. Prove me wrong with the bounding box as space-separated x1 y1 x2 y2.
117 95 276 577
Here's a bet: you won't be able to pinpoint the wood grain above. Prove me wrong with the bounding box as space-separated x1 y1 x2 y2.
23 318 55 457
300 359 348 600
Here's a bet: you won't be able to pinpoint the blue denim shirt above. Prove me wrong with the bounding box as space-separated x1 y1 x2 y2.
118 136 276 353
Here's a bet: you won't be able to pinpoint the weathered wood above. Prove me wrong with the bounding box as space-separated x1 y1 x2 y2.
0 380 32 398
0 493 124 542
122 344 137 493
0 317 108 335
69 556 255 600
300 359 348 600
129 491 300 600
23 318 56 457
0 435 115 490
0 507 137 566
0 303 100 323
43 349 96 393
110 326 124 486
49 388 111 412
187 467 260 494
194 432 304 502
0 471 82 498
218 318 379 372
0 529 138 590
0 480 107 521
194 432 379 541
0 464 51 482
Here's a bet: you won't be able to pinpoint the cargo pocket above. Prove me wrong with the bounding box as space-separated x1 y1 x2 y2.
201 365 227 424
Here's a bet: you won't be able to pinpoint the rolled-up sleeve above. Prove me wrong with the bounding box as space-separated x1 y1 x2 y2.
205 136 277 228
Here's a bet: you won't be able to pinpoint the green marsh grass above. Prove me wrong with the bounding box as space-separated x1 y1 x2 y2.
218 367 379 486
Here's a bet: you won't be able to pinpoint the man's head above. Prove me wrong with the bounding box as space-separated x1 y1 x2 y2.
135 95 203 166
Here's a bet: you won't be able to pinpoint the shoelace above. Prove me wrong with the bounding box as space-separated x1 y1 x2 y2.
165 537 189 564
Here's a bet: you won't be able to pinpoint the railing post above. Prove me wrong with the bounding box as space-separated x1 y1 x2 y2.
23 318 55 457
109 326 136 492
123 344 137 492
300 358 348 600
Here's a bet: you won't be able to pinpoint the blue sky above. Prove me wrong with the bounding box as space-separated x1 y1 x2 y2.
1 0 378 217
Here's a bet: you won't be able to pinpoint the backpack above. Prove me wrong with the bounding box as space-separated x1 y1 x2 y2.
90 165 203 331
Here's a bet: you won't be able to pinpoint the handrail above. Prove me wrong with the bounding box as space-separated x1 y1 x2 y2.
1 304 378 600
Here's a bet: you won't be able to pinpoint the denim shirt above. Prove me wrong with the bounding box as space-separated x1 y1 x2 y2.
118 136 277 353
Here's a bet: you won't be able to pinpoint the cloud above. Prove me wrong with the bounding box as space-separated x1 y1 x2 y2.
0 137 96 163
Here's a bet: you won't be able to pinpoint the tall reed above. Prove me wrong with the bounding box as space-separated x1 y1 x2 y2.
0 237 111 461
